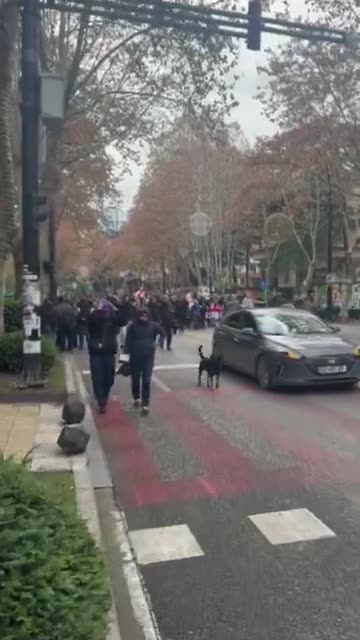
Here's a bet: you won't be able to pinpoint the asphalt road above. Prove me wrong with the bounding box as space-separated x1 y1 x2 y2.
79 324 360 640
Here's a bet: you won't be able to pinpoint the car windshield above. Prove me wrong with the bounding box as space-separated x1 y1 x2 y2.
256 313 332 336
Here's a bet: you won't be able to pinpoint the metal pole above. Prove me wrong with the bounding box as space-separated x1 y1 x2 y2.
21 0 43 387
21 0 37 274
49 207 57 303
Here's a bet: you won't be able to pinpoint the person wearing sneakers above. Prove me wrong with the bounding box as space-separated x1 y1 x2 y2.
125 307 164 415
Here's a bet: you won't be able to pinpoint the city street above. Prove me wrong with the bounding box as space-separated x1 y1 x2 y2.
79 326 360 640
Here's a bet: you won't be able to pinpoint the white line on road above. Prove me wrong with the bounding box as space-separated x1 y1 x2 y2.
152 374 171 393
65 355 76 391
154 364 198 371
249 508 336 545
83 364 198 376
113 510 161 640
129 524 204 566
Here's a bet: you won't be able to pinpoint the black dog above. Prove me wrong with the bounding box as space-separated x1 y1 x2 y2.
198 345 223 390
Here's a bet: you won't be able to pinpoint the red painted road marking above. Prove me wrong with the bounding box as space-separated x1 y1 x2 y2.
96 387 360 507
190 387 360 484
96 402 160 484
153 393 262 478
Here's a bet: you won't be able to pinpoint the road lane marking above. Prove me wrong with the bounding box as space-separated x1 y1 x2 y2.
129 524 204 566
249 508 336 545
152 374 171 392
154 364 198 370
113 510 160 640
83 364 198 377
65 355 76 391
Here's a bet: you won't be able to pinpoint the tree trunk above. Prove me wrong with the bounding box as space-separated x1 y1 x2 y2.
245 243 250 288
0 255 6 334
341 211 354 319
0 1 18 328
12 234 22 298
302 260 315 293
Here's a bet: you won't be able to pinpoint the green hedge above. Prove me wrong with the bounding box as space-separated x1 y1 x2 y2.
0 331 57 374
4 300 22 333
0 459 110 640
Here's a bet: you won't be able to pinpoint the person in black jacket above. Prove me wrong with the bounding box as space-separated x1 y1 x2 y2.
125 307 164 415
158 296 175 351
87 300 118 413
76 299 90 350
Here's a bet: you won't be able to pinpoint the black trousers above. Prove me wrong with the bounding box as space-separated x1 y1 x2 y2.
131 356 154 406
77 326 87 350
159 326 172 350
90 354 115 408
57 325 75 351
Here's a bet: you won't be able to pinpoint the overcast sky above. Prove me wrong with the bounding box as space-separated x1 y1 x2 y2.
118 0 308 216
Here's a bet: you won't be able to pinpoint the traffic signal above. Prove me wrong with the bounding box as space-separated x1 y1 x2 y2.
33 194 51 223
247 0 262 51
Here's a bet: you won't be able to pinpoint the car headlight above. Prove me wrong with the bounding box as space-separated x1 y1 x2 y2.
353 346 360 357
286 349 302 360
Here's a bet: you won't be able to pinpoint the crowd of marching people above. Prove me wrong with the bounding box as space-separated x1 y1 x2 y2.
40 290 228 352
38 286 328 416
39 289 228 416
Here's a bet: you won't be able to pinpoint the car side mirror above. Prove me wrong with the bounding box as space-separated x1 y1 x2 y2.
240 327 256 336
331 326 340 333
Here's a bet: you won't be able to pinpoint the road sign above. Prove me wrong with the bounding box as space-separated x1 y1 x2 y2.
326 273 336 284
190 211 212 237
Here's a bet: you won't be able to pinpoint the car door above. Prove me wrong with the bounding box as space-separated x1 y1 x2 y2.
215 312 243 367
229 311 261 375
237 312 262 375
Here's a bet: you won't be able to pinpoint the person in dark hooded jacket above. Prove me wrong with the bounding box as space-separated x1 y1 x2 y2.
125 307 164 415
87 299 118 413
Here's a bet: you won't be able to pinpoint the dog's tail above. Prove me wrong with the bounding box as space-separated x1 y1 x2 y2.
198 345 205 359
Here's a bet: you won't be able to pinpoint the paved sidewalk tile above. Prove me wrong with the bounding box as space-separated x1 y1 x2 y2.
0 404 40 461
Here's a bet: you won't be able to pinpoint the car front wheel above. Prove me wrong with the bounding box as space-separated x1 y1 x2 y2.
256 356 274 391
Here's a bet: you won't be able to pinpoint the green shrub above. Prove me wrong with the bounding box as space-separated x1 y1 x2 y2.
4 299 22 333
0 459 110 640
0 331 57 374
41 334 57 374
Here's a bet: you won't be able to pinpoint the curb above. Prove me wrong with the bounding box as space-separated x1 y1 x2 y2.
64 355 122 640
73 462 121 640
66 354 161 640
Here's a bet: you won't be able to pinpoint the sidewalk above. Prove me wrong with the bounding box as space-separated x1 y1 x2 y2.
0 404 40 460
0 397 122 640
0 349 157 640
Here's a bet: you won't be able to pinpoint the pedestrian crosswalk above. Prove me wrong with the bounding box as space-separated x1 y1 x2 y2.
249 508 336 545
128 508 337 566
129 524 204 565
